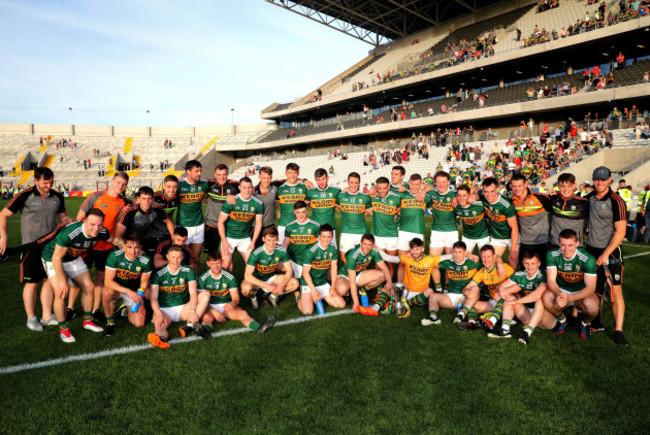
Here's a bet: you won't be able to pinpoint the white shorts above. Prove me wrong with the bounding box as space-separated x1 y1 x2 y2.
446 292 466 307
120 292 135 308
338 269 364 285
488 298 498 309
339 233 362 253
489 237 512 248
405 291 427 301
209 303 227 314
186 224 205 244
462 236 491 254
429 230 458 249
224 237 251 254
160 304 185 322
374 236 398 251
397 231 425 251
42 257 88 280
290 261 302 279
277 226 287 245
301 283 332 298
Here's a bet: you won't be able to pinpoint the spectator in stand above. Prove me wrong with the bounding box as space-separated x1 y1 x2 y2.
616 51 625 69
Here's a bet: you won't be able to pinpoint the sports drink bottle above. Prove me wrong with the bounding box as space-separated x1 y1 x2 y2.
130 288 145 313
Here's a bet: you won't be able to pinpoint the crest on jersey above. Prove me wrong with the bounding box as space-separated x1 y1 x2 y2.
222 283 227 289
275 257 279 261
179 278 185 284
136 266 141 272
463 266 467 270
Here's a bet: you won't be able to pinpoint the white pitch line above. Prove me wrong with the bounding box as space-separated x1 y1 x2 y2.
0 309 352 375
625 251 650 259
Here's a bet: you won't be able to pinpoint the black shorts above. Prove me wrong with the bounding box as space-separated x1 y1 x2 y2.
143 236 170 258
518 243 551 269
20 247 47 284
83 248 112 272
204 225 221 253
586 244 624 296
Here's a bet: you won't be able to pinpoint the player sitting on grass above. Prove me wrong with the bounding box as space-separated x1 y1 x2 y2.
421 241 480 326
196 251 276 335
457 245 513 331
41 208 124 343
489 250 558 344
298 224 346 315
148 246 208 349
340 233 393 316
543 229 599 340
394 237 444 318
102 232 152 336
241 226 299 310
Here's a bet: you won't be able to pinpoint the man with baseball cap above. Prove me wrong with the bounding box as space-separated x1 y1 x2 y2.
585 166 628 346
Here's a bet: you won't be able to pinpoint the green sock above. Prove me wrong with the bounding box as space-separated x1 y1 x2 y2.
58 321 68 330
489 299 505 323
107 316 115 326
459 306 469 320
203 325 213 333
434 283 442 292
523 325 534 336
556 312 566 324
83 311 92 321
467 308 479 323
502 319 512 332
429 310 438 319
249 321 260 332
373 291 390 311
411 293 428 306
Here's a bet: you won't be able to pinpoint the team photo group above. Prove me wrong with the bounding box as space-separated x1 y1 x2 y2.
0 156 630 349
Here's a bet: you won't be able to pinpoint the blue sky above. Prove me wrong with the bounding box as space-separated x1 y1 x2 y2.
0 0 369 127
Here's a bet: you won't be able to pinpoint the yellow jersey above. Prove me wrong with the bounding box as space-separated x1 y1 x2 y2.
472 264 515 300
399 255 441 292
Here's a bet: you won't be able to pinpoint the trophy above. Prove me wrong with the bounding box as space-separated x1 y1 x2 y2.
393 283 409 317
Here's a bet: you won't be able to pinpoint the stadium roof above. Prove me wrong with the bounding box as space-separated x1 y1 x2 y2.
265 0 508 46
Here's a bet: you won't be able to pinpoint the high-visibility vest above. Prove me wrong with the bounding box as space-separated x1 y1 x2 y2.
618 188 631 210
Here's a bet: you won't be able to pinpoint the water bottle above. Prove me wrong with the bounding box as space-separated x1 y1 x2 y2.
315 299 326 315
359 289 369 307
130 288 145 313
456 301 464 314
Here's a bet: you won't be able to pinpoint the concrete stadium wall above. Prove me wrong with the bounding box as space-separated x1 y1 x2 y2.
0 122 270 137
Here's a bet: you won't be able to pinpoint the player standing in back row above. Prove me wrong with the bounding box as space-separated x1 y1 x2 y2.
337 172 371 261
305 168 340 247
276 163 308 244
177 160 209 274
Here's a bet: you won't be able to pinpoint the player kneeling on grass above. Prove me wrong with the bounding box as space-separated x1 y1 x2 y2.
41 208 123 343
241 226 299 310
421 241 480 326
542 229 599 340
344 233 393 315
491 250 558 344
148 246 208 348
457 245 513 331
196 251 276 335
102 232 152 336
298 224 346 315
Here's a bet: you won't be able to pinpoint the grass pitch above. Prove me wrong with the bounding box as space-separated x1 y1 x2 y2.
1 198 649 434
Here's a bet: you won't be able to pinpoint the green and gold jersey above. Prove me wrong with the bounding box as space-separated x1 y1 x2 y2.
177 179 209 227
546 248 597 293
398 191 430 234
198 270 237 305
450 168 459 183
285 219 320 264
42 221 111 263
220 194 263 239
424 176 434 185
494 168 504 179
371 192 400 237
152 265 196 308
437 258 480 294
390 181 409 194
345 245 384 273
454 202 490 239
509 270 546 295
247 245 289 281
337 191 371 235
306 186 340 228
301 242 338 286
277 182 308 227
479 192 516 240
105 250 152 291
426 189 457 232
